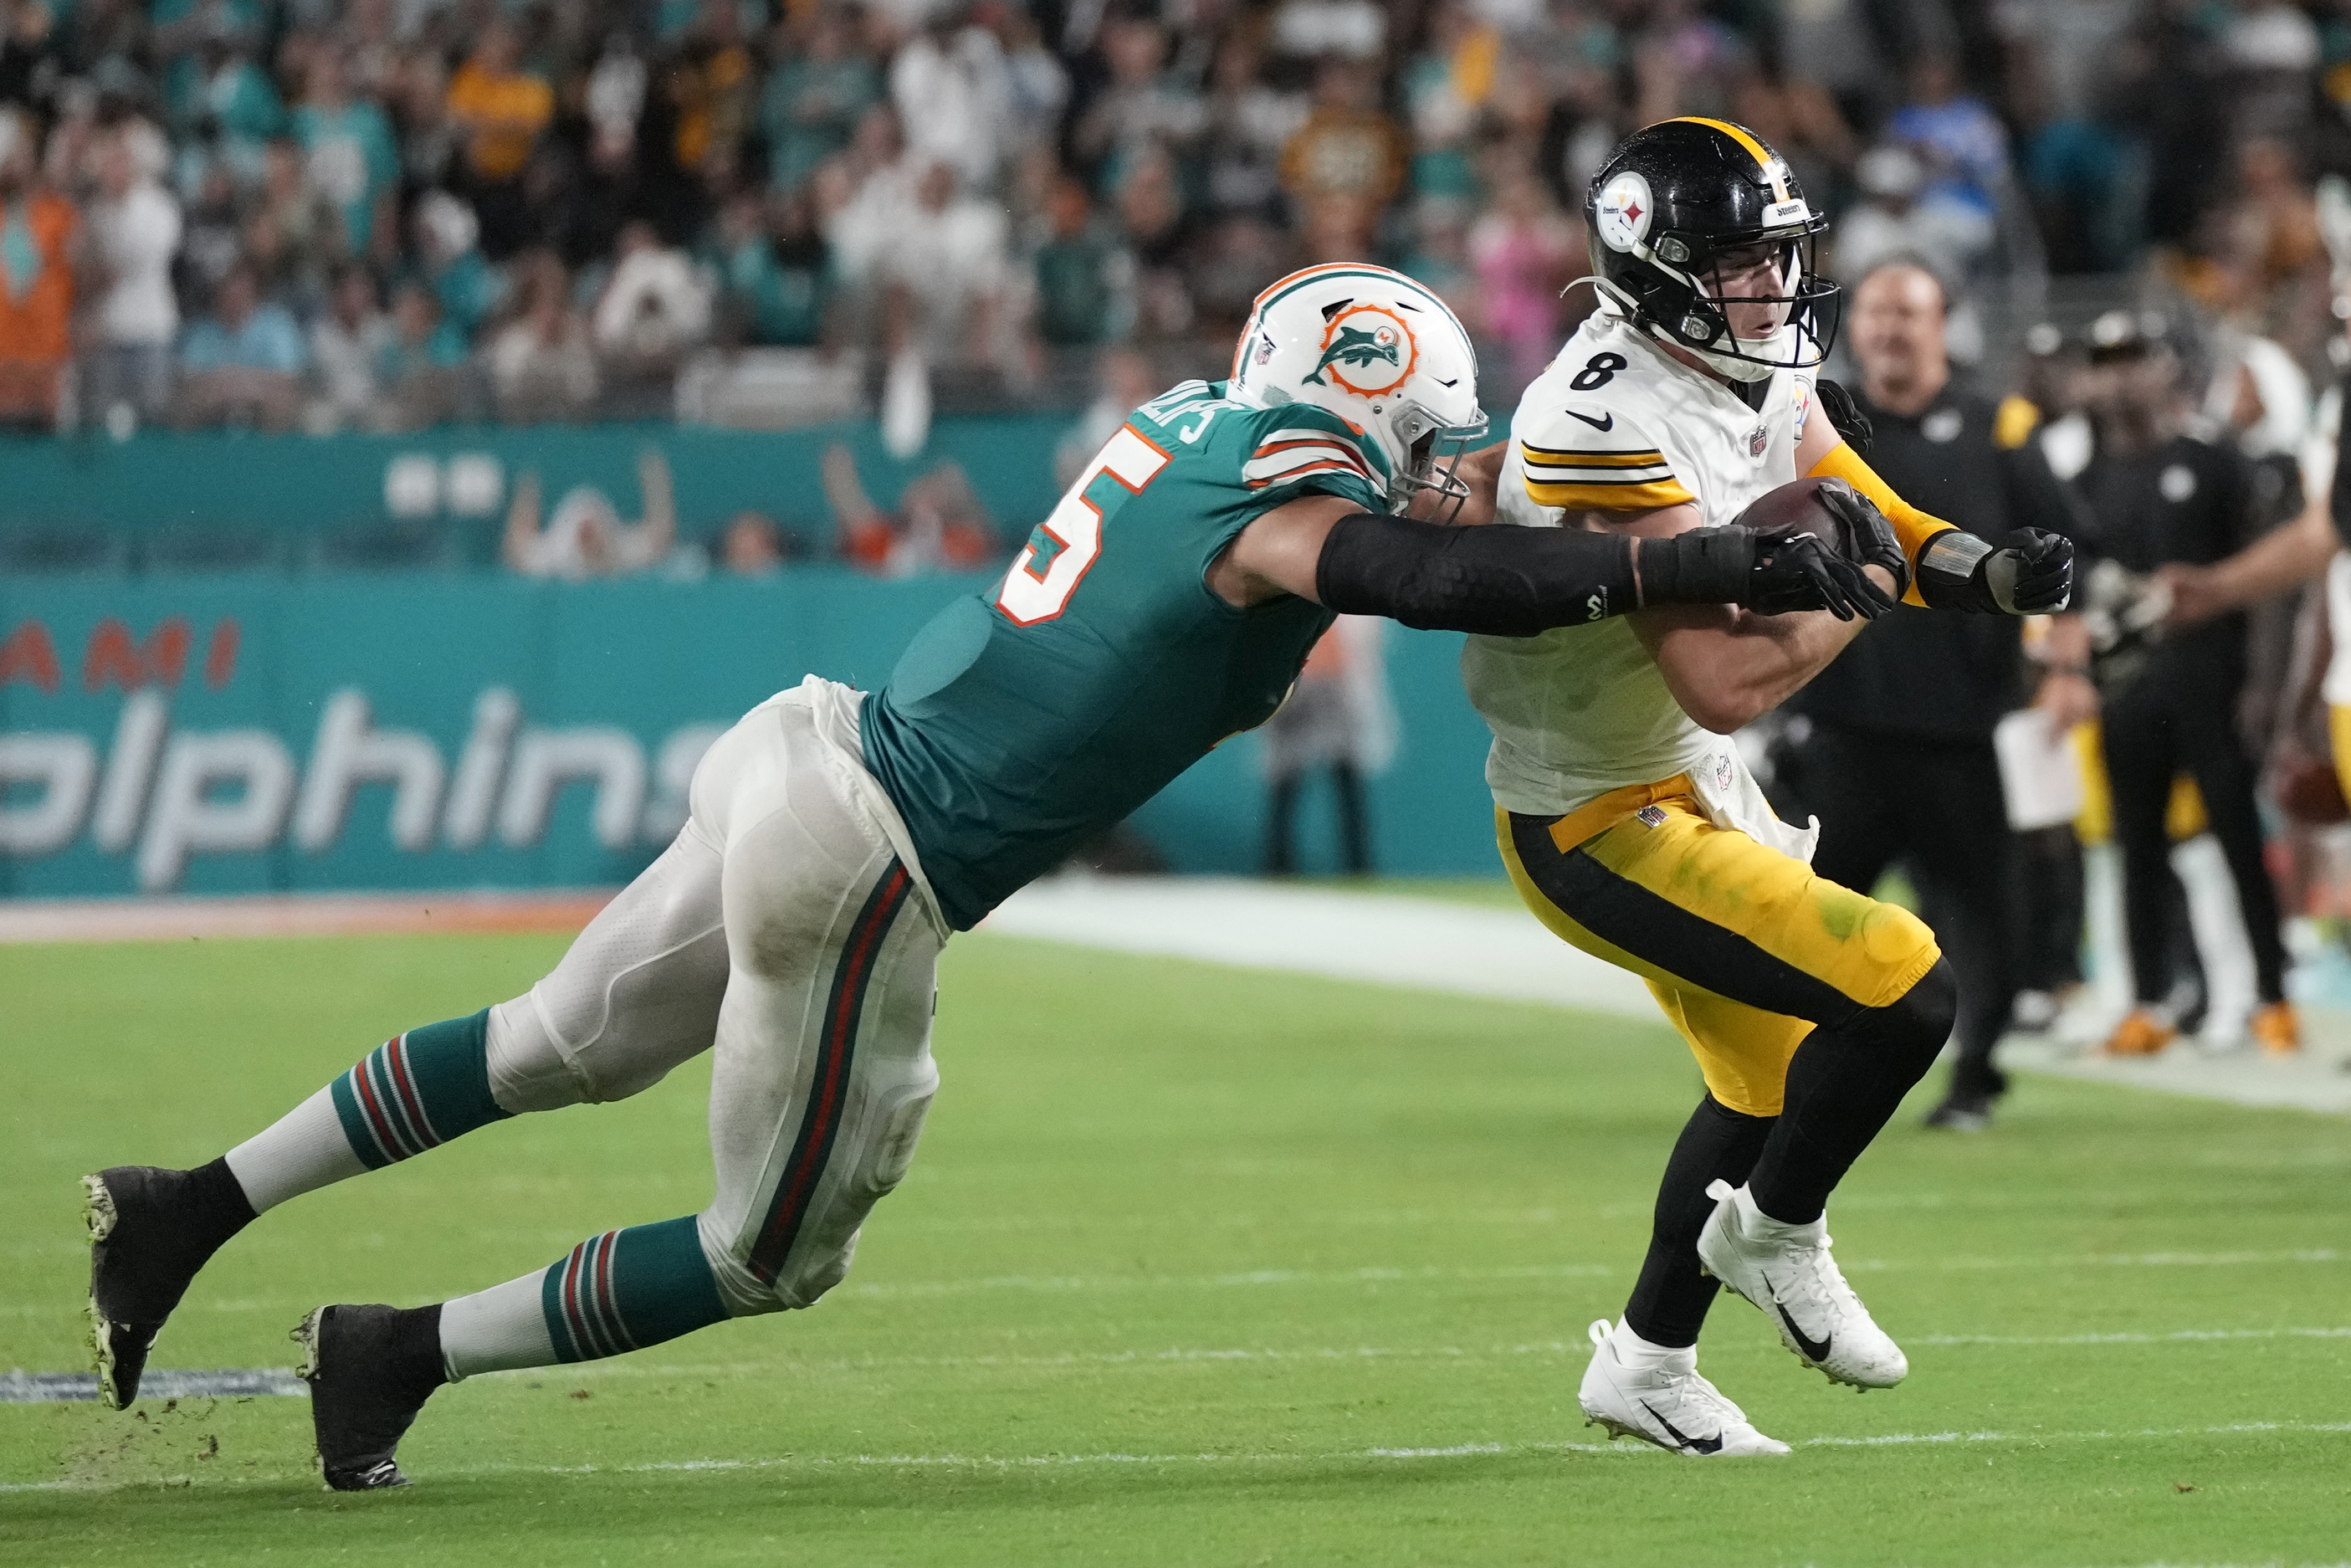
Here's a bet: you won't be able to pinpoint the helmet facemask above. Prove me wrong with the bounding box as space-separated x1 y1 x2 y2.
1672 230 1839 373
1624 227 1839 381
1386 399 1489 520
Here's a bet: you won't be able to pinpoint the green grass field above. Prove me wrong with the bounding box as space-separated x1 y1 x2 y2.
3 917 2348 1566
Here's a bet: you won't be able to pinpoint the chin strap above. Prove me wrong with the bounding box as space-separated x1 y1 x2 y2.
1805 440 1956 609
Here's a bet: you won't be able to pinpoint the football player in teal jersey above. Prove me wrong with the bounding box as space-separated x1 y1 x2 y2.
83 264 1893 1488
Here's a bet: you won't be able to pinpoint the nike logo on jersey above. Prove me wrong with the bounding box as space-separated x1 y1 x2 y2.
1565 409 1613 432
1771 1288 1833 1364
1642 1402 1724 1455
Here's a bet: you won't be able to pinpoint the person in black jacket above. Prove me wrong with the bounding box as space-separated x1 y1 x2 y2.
2041 310 2298 1058
1787 259 2081 1130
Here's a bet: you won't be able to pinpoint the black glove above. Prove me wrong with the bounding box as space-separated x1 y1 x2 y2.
1745 529 1895 621
1916 527 2074 614
1816 377 1874 457
1811 479 1909 602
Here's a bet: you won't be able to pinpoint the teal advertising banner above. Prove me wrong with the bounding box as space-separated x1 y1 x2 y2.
0 416 1083 553
0 572 1506 899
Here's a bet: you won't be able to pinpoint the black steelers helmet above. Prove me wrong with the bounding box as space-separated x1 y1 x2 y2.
1584 117 1837 379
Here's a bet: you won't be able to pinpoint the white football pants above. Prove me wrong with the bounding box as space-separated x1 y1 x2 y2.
481 676 947 1315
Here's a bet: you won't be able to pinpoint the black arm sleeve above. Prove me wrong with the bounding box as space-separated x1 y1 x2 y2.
1314 513 1755 636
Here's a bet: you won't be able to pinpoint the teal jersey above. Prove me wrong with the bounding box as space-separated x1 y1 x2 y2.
861 381 1393 929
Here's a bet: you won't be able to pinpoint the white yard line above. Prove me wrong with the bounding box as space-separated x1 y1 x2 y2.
7 1418 2349 1494
14 1323 2351 1403
986 876 2351 1115
0 1368 305 1403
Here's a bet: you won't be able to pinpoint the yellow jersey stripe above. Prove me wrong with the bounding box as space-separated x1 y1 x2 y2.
1520 447 1668 469
1525 475 1696 510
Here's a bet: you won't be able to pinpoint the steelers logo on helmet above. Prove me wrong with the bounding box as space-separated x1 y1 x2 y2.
1302 304 1417 398
1594 171 1653 255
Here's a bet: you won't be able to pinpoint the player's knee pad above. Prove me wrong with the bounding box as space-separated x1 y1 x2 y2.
484 996 587 1115
489 985 711 1114
692 1210 861 1319
707 1061 940 1316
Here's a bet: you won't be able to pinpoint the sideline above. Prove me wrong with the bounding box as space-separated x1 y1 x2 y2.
987 876 2351 1115
0 890 612 943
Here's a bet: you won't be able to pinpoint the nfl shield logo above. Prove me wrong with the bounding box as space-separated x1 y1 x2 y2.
1748 424 1768 458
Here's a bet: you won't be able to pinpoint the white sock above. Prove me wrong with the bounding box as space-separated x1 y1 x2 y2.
223 1088 366 1213
1736 1183 1826 1240
1609 1319 1693 1369
438 1268 561 1381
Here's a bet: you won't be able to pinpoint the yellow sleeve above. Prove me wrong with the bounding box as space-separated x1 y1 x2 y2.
1806 441 1954 608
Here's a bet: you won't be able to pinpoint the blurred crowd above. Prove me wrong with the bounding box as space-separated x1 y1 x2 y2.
0 0 2349 435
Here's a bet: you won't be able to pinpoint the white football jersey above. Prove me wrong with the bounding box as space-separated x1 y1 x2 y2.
1464 309 1816 816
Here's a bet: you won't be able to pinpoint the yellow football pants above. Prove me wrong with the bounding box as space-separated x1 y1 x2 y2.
2332 705 2351 808
1498 781 1943 1117
2072 720 2208 847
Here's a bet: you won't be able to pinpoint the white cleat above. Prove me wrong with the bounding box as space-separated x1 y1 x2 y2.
1696 1179 1908 1390
1577 1319 1791 1458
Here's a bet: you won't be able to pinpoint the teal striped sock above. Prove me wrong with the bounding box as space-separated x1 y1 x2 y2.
328 1010 511 1169
541 1217 730 1362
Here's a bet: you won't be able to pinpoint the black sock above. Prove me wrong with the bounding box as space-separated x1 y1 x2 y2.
1622 1095 1775 1349
1748 959 1956 1225
186 1156 259 1254
391 1304 451 1394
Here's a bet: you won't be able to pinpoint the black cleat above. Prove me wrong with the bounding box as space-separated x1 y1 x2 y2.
294 1303 448 1490
1922 1094 1992 1132
84 1161 254 1409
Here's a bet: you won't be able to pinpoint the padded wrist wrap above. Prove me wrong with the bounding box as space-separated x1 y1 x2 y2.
1636 527 1763 607
1315 513 1641 635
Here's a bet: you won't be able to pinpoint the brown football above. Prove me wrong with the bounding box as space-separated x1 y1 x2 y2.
1733 474 1841 539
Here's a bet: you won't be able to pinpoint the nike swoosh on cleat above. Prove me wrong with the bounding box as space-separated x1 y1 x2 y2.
1565 409 1614 432
1769 1283 1834 1364
1642 1401 1724 1455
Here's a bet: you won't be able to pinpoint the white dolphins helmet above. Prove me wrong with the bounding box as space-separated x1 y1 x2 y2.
1228 264 1487 515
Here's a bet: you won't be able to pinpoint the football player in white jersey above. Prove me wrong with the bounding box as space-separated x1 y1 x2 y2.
1465 119 2074 1457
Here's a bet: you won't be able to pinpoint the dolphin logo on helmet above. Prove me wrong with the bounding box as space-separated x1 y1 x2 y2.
1304 312 1413 395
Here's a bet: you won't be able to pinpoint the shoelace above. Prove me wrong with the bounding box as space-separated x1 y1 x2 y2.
1649 1364 1748 1428
1778 1232 1867 1329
